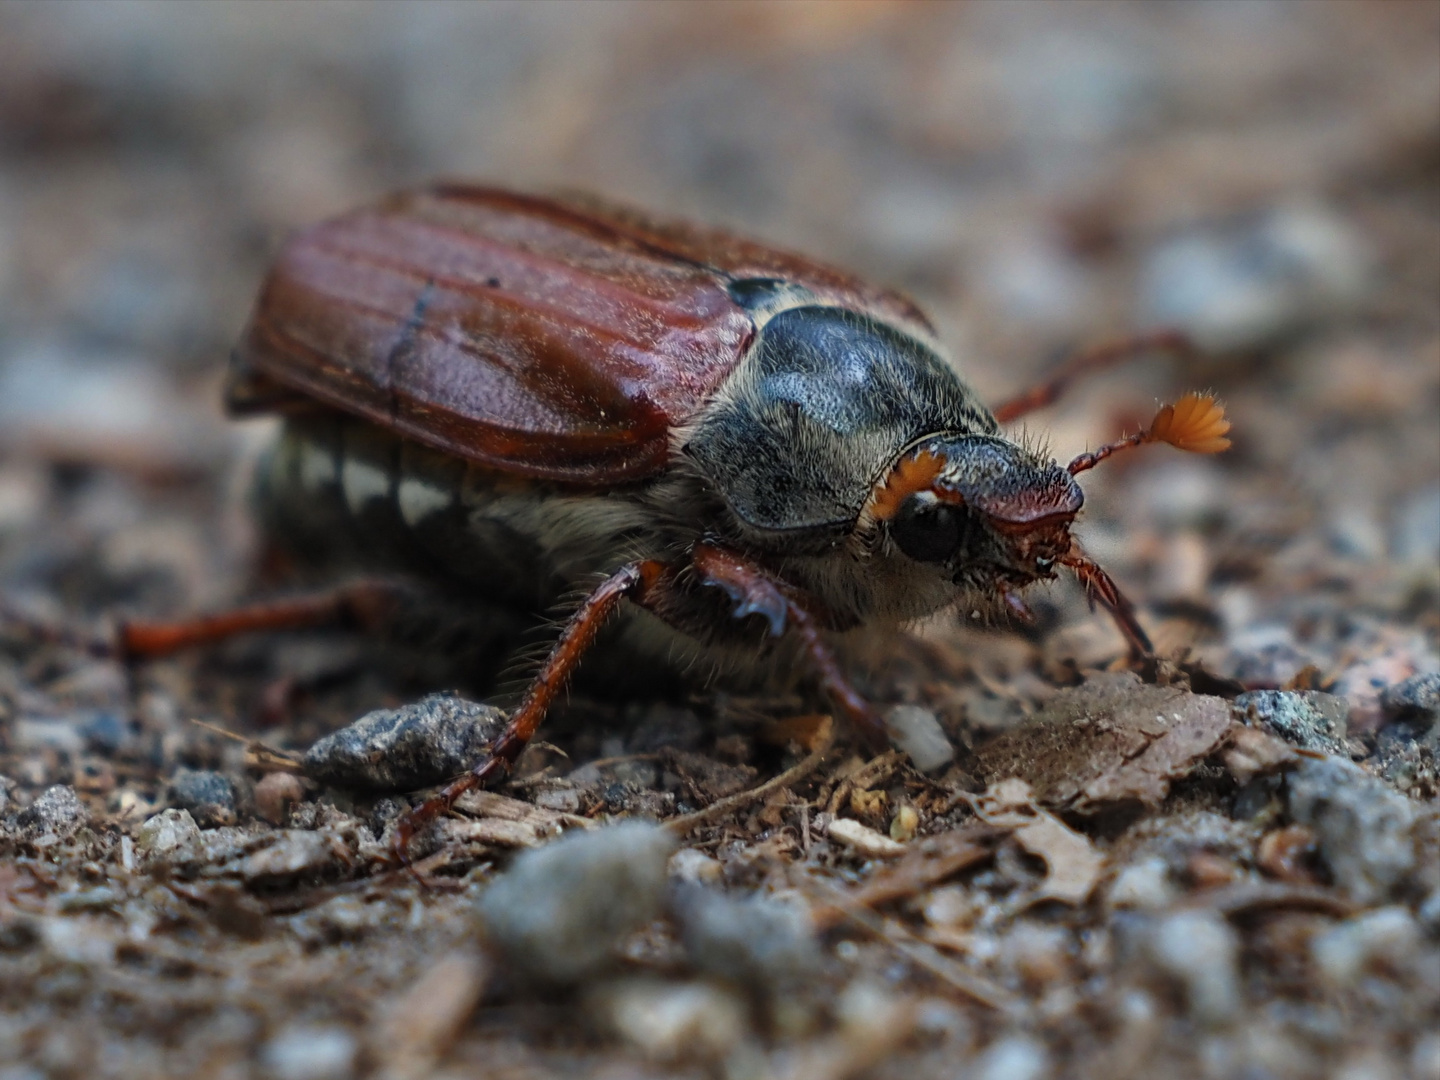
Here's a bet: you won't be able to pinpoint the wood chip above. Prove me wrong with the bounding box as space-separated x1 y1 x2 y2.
447 790 591 847
814 824 1003 928
827 818 905 859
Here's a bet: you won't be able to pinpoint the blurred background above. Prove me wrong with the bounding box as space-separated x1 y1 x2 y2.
0 0 1435 701
0 5 1437 1079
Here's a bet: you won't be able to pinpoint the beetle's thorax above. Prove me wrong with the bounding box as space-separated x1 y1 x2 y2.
674 287 1037 627
682 292 998 539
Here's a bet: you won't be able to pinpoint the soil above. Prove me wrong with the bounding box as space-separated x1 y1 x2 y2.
1 4 1437 1079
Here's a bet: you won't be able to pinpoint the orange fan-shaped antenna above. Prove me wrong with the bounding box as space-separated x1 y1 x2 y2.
1068 392 1231 477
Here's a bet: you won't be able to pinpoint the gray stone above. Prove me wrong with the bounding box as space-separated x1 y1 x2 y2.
1140 202 1370 353
168 767 238 827
477 821 676 984
10 785 88 847
304 693 506 792
1235 690 1349 755
1382 673 1440 729
135 808 202 861
1285 756 1418 906
673 884 821 994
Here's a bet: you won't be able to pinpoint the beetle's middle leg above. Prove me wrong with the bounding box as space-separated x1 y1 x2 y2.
392 559 671 860
991 329 1195 423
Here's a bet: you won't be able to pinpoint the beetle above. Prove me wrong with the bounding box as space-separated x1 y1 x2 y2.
118 183 1230 853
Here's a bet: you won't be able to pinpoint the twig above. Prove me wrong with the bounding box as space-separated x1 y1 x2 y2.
666 723 836 836
189 718 305 773
802 875 1018 1013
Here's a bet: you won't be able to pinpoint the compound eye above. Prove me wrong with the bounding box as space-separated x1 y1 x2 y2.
891 493 967 564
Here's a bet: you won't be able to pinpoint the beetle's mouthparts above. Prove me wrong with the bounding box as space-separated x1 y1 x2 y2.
1067 392 1231 477
1061 544 1154 658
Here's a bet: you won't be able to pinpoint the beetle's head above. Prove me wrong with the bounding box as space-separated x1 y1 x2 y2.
867 393 1231 656
870 435 1080 591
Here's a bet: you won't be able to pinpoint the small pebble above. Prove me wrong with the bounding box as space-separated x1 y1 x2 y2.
889 804 920 843
1235 690 1349 755
672 884 820 993
885 704 954 773
1411 1034 1440 1080
1390 485 1440 566
135 808 202 860
1108 857 1176 910
476 821 676 984
304 693 506 792
11 785 88 847
168 767 237 827
1285 756 1418 906
591 977 747 1061
1146 909 1241 1025
260 1024 357 1080
971 1034 1051 1080
1311 906 1421 986
254 772 307 826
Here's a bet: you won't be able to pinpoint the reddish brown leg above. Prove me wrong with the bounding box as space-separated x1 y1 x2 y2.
992 330 1195 424
689 543 888 749
118 581 405 661
1062 550 1153 659
392 544 887 864
392 560 670 861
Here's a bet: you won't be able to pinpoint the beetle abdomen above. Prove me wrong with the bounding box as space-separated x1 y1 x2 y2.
258 413 663 613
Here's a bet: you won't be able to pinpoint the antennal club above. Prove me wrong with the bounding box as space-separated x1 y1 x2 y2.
1067 392 1231 476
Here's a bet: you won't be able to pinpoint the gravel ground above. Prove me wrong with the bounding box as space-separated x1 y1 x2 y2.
0 3 1437 1079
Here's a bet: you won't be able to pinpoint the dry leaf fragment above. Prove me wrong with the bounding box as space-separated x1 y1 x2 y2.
974 673 1233 813
373 953 488 1080
1015 814 1105 905
1222 724 1297 784
972 779 1104 905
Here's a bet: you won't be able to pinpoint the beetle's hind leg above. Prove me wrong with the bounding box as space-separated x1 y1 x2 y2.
991 330 1195 424
116 580 409 660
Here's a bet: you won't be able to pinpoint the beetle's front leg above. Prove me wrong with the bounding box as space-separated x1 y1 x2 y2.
688 543 888 749
392 544 887 864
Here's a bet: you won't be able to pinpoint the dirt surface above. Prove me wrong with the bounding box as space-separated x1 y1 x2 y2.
1 4 1438 1079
